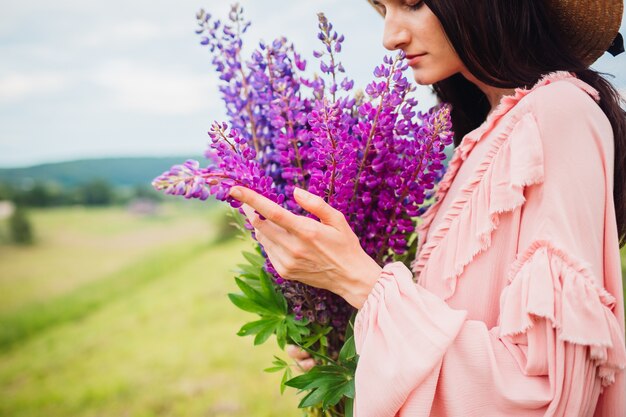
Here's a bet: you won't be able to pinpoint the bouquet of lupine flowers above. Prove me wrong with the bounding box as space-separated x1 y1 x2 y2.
153 4 453 416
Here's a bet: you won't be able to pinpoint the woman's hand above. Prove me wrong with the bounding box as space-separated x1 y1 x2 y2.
228 186 382 309
286 344 316 372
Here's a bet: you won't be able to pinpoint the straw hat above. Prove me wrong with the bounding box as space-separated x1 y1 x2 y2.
366 0 624 65
548 0 624 65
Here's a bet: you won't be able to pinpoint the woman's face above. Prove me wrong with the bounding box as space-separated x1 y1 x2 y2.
370 0 466 85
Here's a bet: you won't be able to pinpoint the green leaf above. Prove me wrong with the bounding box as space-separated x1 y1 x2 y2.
344 396 354 417
242 250 265 267
264 366 285 373
275 318 287 350
237 318 274 337
234 277 266 305
338 335 356 363
280 366 293 395
298 386 328 409
227 293 271 315
322 381 352 410
271 355 288 367
284 365 346 390
258 270 286 312
345 310 357 340
343 377 355 399
253 319 278 345
285 316 310 343
235 263 261 276
300 324 331 349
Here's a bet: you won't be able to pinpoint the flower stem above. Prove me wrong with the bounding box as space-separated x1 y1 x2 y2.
234 11 260 155
349 56 400 216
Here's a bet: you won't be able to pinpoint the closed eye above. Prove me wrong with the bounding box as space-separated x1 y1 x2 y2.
406 0 424 10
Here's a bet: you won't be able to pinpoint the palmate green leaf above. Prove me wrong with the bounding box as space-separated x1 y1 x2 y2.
258 269 287 313
284 365 347 390
298 384 329 409
237 318 275 337
285 362 355 409
254 317 281 345
234 277 265 304
264 354 294 400
301 324 332 348
285 317 310 343
298 378 352 410
227 293 274 315
234 277 285 315
322 380 354 410
264 355 289 373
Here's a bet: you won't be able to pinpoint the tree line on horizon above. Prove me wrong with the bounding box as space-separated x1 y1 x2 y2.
0 179 164 208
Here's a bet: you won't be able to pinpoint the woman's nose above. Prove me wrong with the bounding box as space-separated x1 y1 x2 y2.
382 15 411 51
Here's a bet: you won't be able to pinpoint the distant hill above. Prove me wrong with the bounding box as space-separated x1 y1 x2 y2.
0 156 204 188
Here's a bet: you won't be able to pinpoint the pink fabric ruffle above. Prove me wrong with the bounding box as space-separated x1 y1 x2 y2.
411 71 601 301
499 240 626 388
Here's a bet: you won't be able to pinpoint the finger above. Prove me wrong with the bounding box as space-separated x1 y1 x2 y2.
241 203 289 236
229 187 301 232
240 203 256 224
286 344 312 360
298 358 316 372
249 231 294 282
293 187 347 231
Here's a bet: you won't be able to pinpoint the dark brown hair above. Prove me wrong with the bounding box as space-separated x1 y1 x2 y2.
424 0 626 248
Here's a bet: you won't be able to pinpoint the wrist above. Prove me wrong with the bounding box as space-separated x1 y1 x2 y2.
341 257 383 310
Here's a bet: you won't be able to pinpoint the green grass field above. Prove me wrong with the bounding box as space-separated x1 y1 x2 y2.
0 204 624 417
0 204 300 417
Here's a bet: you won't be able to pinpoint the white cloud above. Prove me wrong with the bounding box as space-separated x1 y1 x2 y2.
0 72 70 103
92 60 219 115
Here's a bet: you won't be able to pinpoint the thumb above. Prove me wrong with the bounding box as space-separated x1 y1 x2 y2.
293 187 345 228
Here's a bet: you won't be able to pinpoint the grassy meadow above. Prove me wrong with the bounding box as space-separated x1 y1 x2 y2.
0 203 300 417
0 202 625 417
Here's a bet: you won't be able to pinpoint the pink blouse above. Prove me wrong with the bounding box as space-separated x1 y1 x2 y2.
353 71 626 416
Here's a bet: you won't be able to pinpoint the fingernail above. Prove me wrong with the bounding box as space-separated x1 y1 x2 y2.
294 187 308 200
229 187 242 199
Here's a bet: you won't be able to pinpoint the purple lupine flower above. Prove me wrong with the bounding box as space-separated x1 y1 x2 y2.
154 8 454 357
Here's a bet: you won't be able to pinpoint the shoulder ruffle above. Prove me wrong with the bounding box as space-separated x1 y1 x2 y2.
499 240 626 388
411 110 544 299
410 71 600 300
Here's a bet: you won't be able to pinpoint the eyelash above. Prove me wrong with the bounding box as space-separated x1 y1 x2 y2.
373 1 422 15
406 1 423 10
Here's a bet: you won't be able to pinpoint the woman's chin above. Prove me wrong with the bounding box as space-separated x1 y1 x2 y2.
411 72 433 86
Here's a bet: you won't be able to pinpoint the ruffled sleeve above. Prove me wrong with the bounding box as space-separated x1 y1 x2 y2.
353 78 626 417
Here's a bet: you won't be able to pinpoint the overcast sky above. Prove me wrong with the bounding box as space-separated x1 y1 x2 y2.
1 0 625 168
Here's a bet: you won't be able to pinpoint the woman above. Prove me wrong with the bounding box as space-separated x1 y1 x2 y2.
228 0 626 415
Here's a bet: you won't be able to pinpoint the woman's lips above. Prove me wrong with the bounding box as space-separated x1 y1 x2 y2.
406 53 427 66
